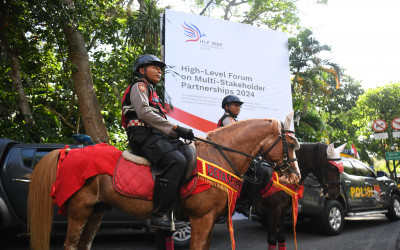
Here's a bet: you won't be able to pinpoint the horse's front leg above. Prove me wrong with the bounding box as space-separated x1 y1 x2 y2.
189 214 216 250
265 211 278 250
183 188 227 250
276 211 286 250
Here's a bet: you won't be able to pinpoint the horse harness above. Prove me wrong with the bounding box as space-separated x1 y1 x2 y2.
193 126 298 179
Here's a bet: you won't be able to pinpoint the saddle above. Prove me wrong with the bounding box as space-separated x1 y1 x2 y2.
113 143 197 200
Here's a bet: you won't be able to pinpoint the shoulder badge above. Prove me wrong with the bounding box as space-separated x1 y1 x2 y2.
229 117 236 123
138 83 147 92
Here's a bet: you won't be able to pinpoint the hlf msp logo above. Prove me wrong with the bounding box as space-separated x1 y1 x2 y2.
182 22 223 51
182 22 205 42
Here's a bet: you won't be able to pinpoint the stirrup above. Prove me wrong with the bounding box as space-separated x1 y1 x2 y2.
150 213 186 231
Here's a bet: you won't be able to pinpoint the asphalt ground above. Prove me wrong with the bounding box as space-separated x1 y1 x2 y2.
2 214 399 249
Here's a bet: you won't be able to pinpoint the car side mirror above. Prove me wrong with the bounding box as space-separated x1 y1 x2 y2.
376 171 386 177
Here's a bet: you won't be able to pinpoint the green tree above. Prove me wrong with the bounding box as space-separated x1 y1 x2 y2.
0 0 35 140
352 82 400 177
289 28 364 147
0 0 129 143
289 29 336 142
196 0 301 32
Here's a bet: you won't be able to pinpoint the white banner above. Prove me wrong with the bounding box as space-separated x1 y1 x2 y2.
164 9 293 136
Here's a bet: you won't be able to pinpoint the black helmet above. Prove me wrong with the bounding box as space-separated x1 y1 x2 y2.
222 95 244 109
134 54 166 75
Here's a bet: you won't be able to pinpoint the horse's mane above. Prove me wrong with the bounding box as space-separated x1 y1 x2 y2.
296 143 328 172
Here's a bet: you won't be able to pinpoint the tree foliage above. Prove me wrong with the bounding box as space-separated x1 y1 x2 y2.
289 28 365 154
351 83 400 176
0 0 162 146
195 0 300 32
1 0 394 171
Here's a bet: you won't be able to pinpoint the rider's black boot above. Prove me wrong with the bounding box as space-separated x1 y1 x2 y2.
235 179 255 218
150 178 186 230
235 198 253 218
236 160 273 219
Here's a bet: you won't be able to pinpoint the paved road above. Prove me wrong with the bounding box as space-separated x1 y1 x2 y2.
2 214 400 249
211 215 400 250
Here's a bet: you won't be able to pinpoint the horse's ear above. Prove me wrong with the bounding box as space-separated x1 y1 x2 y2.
283 111 294 129
327 143 347 158
337 143 347 153
326 143 335 158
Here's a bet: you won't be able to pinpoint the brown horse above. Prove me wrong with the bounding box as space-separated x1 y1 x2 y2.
27 113 301 250
251 142 345 250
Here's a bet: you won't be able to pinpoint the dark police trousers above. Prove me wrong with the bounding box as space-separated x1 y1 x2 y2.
127 126 186 228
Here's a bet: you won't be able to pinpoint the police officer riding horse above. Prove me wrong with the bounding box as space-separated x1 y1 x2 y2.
121 54 194 229
217 95 273 218
217 95 243 128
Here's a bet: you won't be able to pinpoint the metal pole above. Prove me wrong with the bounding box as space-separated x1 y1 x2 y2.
389 123 398 181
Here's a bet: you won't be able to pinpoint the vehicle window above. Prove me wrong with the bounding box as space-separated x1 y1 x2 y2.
352 161 375 177
342 160 355 175
22 149 52 169
22 149 35 168
33 150 51 169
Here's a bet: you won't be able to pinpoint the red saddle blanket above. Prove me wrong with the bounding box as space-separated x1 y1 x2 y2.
51 143 122 215
113 156 212 200
51 143 211 216
113 156 154 200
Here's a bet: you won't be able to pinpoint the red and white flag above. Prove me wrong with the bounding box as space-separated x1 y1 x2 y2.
351 144 360 159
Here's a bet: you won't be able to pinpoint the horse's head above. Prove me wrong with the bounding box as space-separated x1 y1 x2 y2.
258 111 301 185
317 143 346 199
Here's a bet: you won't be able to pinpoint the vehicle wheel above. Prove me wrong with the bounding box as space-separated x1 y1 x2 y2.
321 200 344 235
173 223 191 249
385 194 400 221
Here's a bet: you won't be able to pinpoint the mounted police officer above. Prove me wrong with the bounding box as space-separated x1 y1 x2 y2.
216 95 272 218
217 95 244 128
121 54 194 229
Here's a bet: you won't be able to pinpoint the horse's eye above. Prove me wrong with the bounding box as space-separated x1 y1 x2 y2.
289 143 296 149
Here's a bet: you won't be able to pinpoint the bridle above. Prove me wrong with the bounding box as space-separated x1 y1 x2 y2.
193 126 299 178
258 128 298 174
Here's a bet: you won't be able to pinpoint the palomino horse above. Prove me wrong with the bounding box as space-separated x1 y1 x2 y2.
252 142 345 250
27 113 301 250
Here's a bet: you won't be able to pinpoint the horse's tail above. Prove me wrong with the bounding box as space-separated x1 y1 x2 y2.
27 149 60 250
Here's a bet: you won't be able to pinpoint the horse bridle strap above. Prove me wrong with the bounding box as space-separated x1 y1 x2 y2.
194 136 247 177
261 128 298 173
193 136 257 160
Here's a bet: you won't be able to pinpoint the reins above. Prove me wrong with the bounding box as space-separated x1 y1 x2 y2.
193 136 257 177
193 126 298 177
194 136 258 160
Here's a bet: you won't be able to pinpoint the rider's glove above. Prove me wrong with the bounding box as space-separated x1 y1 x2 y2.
168 129 179 139
175 125 194 140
